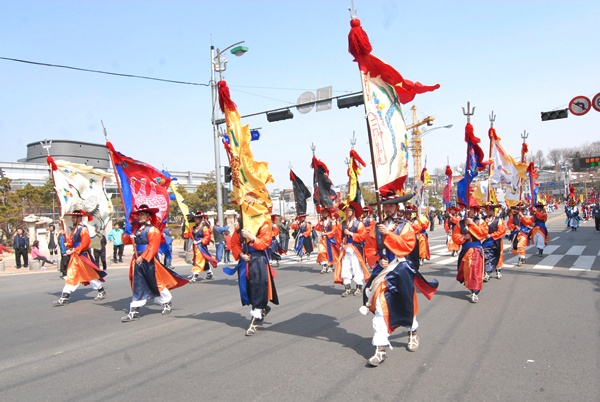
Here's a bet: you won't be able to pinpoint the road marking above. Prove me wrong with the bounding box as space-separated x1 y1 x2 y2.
551 236 560 241
570 256 594 271
434 257 457 266
565 246 586 255
429 244 446 250
542 245 560 255
532 254 563 270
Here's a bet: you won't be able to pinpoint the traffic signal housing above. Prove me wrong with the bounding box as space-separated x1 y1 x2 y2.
224 166 232 183
541 109 568 121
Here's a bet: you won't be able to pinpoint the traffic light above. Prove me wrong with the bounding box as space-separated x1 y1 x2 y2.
224 166 232 183
266 109 294 122
337 94 364 109
222 187 230 205
541 109 568 121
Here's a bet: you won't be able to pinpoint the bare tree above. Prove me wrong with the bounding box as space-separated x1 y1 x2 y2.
547 148 563 167
533 150 546 168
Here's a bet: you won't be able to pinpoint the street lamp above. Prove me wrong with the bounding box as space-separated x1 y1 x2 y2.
211 40 248 224
421 124 454 137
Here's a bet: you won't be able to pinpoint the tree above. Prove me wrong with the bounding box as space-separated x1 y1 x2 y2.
547 148 563 167
533 150 546 168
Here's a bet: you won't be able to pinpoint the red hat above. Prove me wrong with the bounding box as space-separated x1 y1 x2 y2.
65 209 93 221
296 213 308 219
362 206 373 215
339 201 363 216
193 210 206 218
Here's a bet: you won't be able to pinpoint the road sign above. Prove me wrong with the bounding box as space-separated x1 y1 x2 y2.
592 93 600 112
569 96 591 116
579 156 600 168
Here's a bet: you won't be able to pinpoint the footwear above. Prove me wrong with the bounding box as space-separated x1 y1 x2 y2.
189 274 199 283
112 259 118 263
205 272 214 280
483 273 490 282
407 331 419 352
320 264 327 274
306 253 311 260
261 305 271 322
517 258 523 267
354 285 363 296
538 248 543 256
118 260 123 263
367 347 386 367
94 288 106 301
121 307 140 322
161 302 172 315
469 292 479 303
245 317 259 336
326 265 333 273
52 292 70 306
496 269 502 279
341 284 352 297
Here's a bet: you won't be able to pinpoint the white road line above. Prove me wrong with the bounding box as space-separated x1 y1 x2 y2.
570 256 594 271
429 244 446 250
565 246 586 255
433 257 458 266
532 254 563 270
542 245 560 255
551 236 560 241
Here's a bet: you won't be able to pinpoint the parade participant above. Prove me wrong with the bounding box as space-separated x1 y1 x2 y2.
230 218 279 336
530 202 549 256
444 206 461 257
361 206 375 229
567 201 581 231
452 204 488 303
0 242 12 262
315 208 339 274
213 219 229 263
416 213 431 265
334 202 369 296
508 205 534 266
120 205 188 322
481 203 507 281
53 210 107 306
362 193 438 366
186 210 218 283
291 213 313 261
269 214 284 267
592 202 600 232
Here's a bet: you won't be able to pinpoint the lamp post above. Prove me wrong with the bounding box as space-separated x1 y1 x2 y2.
211 40 248 224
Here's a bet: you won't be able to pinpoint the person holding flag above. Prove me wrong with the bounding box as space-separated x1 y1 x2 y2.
53 210 107 306
481 203 507 281
120 204 188 322
291 214 313 261
362 192 438 366
315 208 339 274
186 210 218 283
334 202 370 297
269 214 284 267
444 206 461 257
530 202 549 256
508 205 534 266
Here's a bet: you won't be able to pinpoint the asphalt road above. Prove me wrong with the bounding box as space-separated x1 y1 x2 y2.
1 210 599 402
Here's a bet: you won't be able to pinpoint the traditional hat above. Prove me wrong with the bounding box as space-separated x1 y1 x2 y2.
133 204 159 215
362 205 373 215
339 201 363 216
381 193 414 205
193 210 206 218
296 213 308 219
534 201 546 208
65 209 93 221
483 201 500 209
271 214 278 222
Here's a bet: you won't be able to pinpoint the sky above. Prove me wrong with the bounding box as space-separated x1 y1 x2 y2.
1 0 599 193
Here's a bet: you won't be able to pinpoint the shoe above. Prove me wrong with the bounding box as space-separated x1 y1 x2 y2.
41 266 47 270
320 264 327 274
407 331 419 352
112 259 118 263
341 284 352 297
121 308 140 322
367 347 386 367
260 306 271 323
469 292 479 303
161 302 172 315
205 272 214 280
245 317 259 336
538 248 543 256
94 289 106 301
496 269 502 279
306 253 311 260
451 251 456 257
189 274 199 283
483 273 490 282
52 293 70 306
354 285 363 296
517 258 523 267
118 260 123 263
326 265 333 273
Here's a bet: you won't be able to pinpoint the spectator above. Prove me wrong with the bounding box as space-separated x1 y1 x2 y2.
45 224 59 258
58 228 68 278
13 228 30 269
224 230 232 263
213 219 229 263
162 227 174 268
107 222 124 263
593 203 600 233
31 240 56 269
92 231 107 270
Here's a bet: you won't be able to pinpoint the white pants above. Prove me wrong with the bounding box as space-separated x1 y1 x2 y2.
372 298 418 347
130 288 172 308
532 232 546 250
63 279 103 294
341 246 364 286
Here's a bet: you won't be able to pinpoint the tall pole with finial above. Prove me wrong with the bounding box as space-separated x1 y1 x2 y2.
462 102 475 209
487 111 496 203
519 130 529 203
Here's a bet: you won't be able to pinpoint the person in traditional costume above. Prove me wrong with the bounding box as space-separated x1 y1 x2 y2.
315 208 340 274
530 202 549 256
186 210 218 282
361 193 438 367
230 218 279 336
452 204 488 303
567 201 581 231
120 205 188 322
269 214 283 267
361 206 376 230
508 205 534 266
444 206 461 257
52 210 107 306
416 213 431 265
291 214 313 261
481 203 507 281
334 202 370 297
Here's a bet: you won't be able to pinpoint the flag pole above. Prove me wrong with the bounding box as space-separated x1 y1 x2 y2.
487 111 496 203
519 130 529 204
462 102 476 210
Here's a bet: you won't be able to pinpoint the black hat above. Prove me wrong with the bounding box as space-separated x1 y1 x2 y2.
133 204 159 215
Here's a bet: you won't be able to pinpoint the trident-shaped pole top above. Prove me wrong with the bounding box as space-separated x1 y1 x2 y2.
288 162 293 170
489 111 496 128
349 131 357 149
521 130 529 142
348 0 357 19
40 139 52 156
462 101 475 123
310 143 316 156
101 120 109 141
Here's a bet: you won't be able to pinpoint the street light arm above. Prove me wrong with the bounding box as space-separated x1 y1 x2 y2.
421 124 453 137
214 41 246 60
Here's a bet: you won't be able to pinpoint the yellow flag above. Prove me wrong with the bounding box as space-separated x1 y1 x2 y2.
170 182 192 232
219 81 273 236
